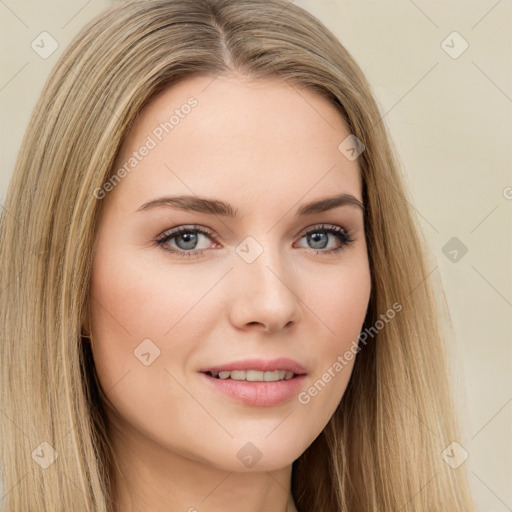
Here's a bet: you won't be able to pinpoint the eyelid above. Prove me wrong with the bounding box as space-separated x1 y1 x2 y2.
296 222 347 237
157 223 347 242
159 224 215 238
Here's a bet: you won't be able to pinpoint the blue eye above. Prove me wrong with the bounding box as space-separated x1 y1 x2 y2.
155 224 355 258
156 225 214 258
296 224 355 254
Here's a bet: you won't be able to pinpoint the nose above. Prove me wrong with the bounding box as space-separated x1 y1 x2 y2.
227 244 302 334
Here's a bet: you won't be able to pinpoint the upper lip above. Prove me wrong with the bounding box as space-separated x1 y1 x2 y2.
200 357 307 375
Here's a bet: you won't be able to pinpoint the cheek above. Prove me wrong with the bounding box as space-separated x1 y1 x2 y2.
88 244 216 390
298 260 371 412
308 256 371 345
87 247 221 449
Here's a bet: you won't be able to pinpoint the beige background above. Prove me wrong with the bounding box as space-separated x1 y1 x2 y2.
1 1 511 510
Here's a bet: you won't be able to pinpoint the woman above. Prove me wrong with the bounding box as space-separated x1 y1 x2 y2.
0 0 475 510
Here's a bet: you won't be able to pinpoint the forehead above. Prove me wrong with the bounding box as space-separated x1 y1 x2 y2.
108 74 362 211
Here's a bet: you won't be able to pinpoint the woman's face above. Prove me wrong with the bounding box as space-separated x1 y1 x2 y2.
89 74 371 473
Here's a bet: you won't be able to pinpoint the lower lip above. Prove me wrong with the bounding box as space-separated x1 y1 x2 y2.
200 372 307 407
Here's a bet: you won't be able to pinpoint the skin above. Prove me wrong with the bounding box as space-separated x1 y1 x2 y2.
87 73 372 512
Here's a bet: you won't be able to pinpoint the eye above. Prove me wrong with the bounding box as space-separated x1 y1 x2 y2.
156 225 215 258
295 224 355 255
155 223 355 258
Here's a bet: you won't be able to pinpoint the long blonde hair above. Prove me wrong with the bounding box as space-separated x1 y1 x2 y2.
0 0 475 510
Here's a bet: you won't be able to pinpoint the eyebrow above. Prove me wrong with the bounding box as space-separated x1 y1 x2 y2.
136 193 365 217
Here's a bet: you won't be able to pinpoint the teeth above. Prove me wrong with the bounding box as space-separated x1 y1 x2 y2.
211 370 295 381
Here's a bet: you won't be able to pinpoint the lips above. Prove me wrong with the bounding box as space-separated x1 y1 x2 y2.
199 357 307 406
199 357 307 376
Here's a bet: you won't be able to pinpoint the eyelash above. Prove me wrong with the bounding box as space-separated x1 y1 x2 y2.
155 224 355 258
